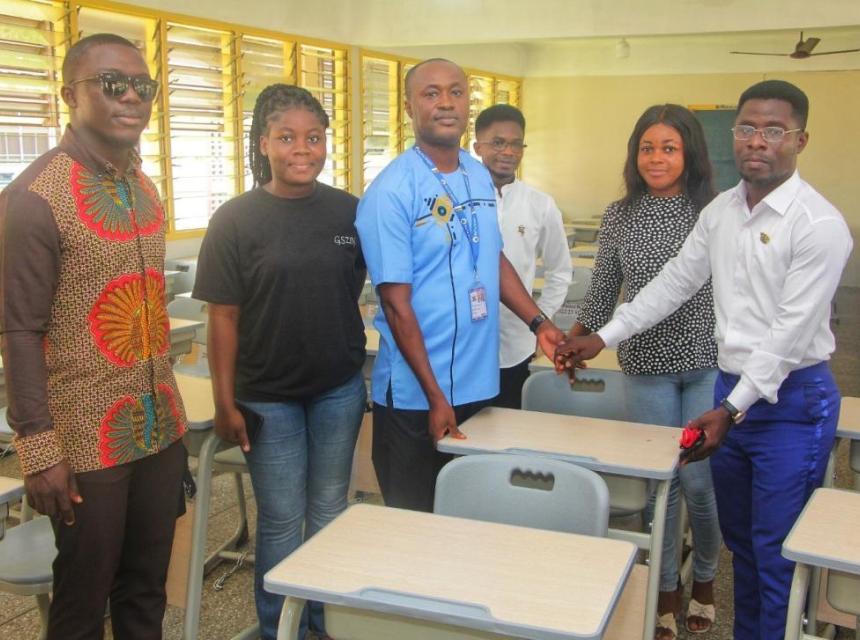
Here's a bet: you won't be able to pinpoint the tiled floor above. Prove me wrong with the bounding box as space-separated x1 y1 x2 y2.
1 287 858 640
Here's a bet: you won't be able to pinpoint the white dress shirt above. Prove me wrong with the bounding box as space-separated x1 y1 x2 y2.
599 171 852 412
497 179 572 368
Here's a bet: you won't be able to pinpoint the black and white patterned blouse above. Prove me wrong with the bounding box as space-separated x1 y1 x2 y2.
577 193 718 376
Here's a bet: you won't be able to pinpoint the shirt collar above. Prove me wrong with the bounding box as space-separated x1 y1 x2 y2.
498 178 519 197
58 125 142 179
731 169 802 217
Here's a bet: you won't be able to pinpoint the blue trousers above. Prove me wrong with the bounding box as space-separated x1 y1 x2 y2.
625 368 721 592
710 363 839 640
242 371 366 640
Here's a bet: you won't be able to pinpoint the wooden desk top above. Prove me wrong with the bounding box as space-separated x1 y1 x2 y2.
837 396 860 439
365 328 379 356
0 477 24 505
174 373 214 429
169 317 205 332
782 488 860 574
571 242 599 255
438 407 679 480
264 503 636 640
530 349 620 372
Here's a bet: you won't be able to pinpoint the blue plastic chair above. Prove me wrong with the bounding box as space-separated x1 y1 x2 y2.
434 453 610 537
0 478 54 640
522 370 650 517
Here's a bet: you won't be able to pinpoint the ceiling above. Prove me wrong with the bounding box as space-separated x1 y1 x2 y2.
135 0 860 76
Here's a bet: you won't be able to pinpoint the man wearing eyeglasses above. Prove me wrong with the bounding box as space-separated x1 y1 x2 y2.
473 105 571 408
0 33 187 638
555 80 852 639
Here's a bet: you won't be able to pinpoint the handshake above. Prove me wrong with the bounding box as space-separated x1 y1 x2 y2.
551 333 607 379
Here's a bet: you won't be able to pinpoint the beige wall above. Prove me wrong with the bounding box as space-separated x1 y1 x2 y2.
521 71 860 286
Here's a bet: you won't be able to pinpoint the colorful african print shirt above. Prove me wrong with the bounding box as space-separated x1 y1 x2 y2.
0 127 186 475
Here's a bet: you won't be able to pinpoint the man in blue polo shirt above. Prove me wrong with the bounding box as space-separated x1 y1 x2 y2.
357 58 564 512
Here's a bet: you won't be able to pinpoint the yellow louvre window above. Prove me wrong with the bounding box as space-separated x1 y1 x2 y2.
400 61 415 152
466 73 494 151
495 78 520 106
0 0 65 187
238 34 296 190
77 8 168 203
299 43 348 191
164 22 239 232
361 55 399 190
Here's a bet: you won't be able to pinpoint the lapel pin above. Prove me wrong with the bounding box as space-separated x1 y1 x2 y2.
517 225 525 236
760 232 770 244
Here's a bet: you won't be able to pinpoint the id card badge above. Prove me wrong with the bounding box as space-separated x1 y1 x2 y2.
469 282 488 322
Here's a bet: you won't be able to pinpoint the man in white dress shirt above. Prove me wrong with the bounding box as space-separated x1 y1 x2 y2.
473 105 571 408
555 80 852 640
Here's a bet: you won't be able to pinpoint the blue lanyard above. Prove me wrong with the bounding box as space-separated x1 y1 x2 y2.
413 146 480 277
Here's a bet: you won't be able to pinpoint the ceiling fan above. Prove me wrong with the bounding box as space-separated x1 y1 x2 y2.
730 31 860 59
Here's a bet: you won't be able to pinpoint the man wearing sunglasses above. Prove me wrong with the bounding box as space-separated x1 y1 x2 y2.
0 33 187 639
473 105 571 408
555 80 853 640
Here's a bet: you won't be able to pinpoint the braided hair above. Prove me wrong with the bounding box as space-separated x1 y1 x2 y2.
248 84 330 188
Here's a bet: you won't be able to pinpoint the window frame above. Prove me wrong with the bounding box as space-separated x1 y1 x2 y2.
358 48 522 192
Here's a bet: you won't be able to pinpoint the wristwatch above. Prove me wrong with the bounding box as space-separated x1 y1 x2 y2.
720 398 746 425
528 313 547 334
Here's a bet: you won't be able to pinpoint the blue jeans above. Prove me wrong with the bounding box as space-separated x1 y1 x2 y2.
624 368 721 592
711 364 839 640
242 371 366 640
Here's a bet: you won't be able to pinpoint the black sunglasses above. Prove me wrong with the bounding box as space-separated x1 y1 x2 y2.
69 71 159 102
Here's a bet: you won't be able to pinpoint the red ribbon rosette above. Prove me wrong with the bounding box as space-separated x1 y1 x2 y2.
679 425 703 449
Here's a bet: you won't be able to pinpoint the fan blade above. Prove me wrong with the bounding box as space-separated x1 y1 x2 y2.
730 51 791 56
809 48 860 56
797 37 821 54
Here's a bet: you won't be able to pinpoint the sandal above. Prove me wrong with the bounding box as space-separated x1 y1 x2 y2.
655 611 678 640
685 597 716 634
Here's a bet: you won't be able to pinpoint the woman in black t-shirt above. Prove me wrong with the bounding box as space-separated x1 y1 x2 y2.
193 85 367 640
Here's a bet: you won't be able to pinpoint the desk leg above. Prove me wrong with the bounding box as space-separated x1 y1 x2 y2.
642 478 670 640
183 432 219 640
784 563 810 640
804 448 838 636
276 597 305 640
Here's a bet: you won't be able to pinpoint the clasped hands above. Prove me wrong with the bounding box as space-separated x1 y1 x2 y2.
552 333 605 379
550 332 732 463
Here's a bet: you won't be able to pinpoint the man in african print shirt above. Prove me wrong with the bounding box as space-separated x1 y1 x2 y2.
0 34 187 638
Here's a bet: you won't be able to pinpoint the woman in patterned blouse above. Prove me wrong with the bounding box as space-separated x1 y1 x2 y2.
570 104 720 640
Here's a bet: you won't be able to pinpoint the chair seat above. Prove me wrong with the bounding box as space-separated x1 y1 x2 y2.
0 516 55 590
827 569 860 617
213 446 248 471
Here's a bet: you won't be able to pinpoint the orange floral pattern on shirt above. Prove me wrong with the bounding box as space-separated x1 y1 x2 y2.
70 161 163 241
88 268 169 366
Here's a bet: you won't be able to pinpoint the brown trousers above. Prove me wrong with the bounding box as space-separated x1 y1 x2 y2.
47 441 186 640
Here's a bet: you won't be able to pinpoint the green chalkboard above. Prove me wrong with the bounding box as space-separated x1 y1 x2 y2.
694 108 741 193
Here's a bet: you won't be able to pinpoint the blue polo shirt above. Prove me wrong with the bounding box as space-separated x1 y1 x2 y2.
357 147 502 410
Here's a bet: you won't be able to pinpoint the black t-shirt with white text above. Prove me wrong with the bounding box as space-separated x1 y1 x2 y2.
193 183 366 400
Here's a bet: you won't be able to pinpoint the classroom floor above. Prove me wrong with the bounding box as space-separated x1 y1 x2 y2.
1 287 858 640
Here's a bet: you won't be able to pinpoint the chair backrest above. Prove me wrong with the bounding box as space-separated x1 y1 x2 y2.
522 369 627 420
165 256 198 295
167 297 208 344
566 267 593 303
434 453 610 537
522 370 649 516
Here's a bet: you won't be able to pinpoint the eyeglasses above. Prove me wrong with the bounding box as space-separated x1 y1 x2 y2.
68 71 160 102
476 138 527 152
731 125 802 143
